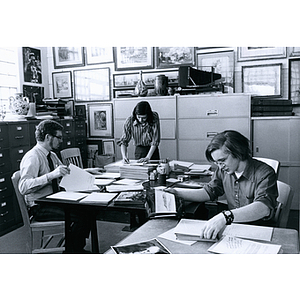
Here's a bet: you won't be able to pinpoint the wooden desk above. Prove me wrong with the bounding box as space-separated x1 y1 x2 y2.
36 196 148 254
105 218 299 254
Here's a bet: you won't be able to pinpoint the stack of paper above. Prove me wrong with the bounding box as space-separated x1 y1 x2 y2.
120 164 152 180
79 192 118 205
104 160 124 173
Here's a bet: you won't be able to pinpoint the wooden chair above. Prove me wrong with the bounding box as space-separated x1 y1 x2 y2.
11 171 65 254
60 147 83 168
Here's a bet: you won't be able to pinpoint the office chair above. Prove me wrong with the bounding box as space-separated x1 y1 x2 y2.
60 147 83 168
253 157 280 178
11 171 65 254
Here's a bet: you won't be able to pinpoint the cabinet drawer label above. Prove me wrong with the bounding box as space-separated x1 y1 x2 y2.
17 126 23 131
18 149 24 154
0 178 5 183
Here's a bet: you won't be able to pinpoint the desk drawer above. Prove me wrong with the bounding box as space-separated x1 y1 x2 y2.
0 174 13 199
0 149 11 174
0 125 9 149
10 146 30 171
9 123 30 147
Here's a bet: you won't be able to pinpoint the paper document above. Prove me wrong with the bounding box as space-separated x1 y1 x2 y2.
95 173 121 179
158 227 196 246
47 191 89 201
114 178 142 185
222 223 273 242
79 192 118 205
94 178 115 186
106 184 144 192
59 164 96 191
208 235 281 254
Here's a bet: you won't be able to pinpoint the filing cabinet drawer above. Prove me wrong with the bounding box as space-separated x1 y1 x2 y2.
61 120 75 136
0 174 13 199
8 123 30 147
0 198 14 226
74 120 86 131
0 125 9 149
75 137 86 147
75 129 86 137
0 149 11 174
10 145 31 171
63 138 75 148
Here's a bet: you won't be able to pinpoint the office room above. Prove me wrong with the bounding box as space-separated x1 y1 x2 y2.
1 4 300 300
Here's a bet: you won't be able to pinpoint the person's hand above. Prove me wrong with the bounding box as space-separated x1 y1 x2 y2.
137 157 149 163
200 213 226 240
123 157 130 164
163 187 178 197
52 165 70 178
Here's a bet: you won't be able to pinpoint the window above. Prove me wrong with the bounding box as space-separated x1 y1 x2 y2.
0 47 18 109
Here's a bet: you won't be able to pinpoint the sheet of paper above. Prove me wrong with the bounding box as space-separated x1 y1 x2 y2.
95 173 121 179
79 192 118 204
189 164 211 171
94 178 115 186
46 191 89 201
158 227 196 246
208 235 281 254
222 223 273 242
59 163 95 191
106 184 144 192
113 178 142 185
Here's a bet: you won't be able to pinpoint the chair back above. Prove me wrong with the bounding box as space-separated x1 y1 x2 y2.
274 180 294 228
60 148 83 168
253 157 280 178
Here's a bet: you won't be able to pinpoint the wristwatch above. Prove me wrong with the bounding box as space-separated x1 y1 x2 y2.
222 210 234 225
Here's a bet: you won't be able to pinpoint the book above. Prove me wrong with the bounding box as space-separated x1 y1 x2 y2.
208 235 281 254
113 191 146 206
111 238 171 254
79 192 118 205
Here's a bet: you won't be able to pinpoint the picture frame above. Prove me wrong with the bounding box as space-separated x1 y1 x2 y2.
23 47 42 84
88 103 113 138
52 71 72 98
113 88 136 98
242 64 282 97
23 85 44 105
103 140 115 155
288 58 300 103
156 47 195 68
113 47 154 71
74 67 110 101
86 47 113 65
52 47 85 69
197 50 234 91
75 105 86 120
237 47 286 61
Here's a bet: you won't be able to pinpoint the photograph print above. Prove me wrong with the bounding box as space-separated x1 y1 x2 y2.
23 47 42 84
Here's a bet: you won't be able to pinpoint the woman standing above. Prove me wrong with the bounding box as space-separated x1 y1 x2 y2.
117 101 160 163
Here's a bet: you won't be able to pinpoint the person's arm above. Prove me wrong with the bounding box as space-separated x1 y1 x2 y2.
117 117 132 164
165 186 211 202
120 144 130 164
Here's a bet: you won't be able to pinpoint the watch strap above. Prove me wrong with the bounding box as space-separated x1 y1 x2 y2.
222 210 234 225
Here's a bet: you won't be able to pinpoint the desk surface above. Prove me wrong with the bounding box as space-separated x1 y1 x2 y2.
105 218 299 254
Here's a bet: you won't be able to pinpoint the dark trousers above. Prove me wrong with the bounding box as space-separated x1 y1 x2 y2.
135 146 160 160
30 204 92 253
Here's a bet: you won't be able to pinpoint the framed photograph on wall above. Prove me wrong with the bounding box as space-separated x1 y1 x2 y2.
86 47 113 65
23 47 42 84
237 47 286 61
288 58 300 103
113 47 154 71
197 50 234 91
103 140 115 155
88 103 113 138
156 47 195 68
53 47 85 68
23 85 44 105
52 71 72 98
242 64 282 97
74 67 110 101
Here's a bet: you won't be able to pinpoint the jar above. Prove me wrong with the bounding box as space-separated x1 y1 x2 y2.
155 75 168 96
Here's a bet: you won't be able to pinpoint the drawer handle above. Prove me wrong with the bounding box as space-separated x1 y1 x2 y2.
0 211 8 217
206 109 219 116
206 132 218 138
0 187 7 192
15 135 24 139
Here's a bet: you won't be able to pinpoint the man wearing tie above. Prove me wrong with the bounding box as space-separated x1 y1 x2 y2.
19 120 91 253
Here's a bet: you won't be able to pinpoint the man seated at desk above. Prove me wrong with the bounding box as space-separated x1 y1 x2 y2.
166 130 278 240
19 120 92 253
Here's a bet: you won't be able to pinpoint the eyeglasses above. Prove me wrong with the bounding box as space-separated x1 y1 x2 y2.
213 154 230 167
53 135 63 141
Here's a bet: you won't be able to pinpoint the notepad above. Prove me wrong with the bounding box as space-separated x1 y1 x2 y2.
46 191 89 201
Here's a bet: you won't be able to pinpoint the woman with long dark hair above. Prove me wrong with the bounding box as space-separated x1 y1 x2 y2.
117 101 161 163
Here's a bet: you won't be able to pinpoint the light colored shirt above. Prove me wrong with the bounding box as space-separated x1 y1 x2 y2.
117 111 160 147
204 158 278 219
19 143 62 207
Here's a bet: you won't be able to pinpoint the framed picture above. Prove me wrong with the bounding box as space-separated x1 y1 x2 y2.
74 67 110 101
23 47 42 84
52 47 85 69
197 50 234 91
288 58 300 103
52 71 72 98
88 103 113 138
86 47 113 65
23 85 44 104
238 47 286 61
113 88 136 98
113 47 154 71
75 104 86 119
156 47 195 68
103 140 115 155
242 64 282 97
